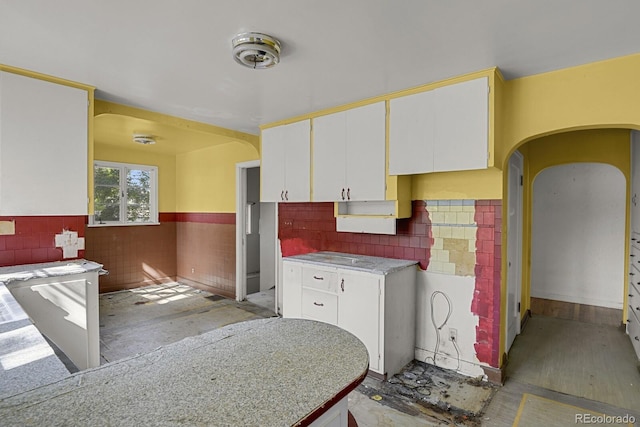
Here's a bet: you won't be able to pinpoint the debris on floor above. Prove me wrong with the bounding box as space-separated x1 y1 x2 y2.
356 360 497 426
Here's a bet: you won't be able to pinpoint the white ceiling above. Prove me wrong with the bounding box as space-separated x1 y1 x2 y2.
2 1 640 135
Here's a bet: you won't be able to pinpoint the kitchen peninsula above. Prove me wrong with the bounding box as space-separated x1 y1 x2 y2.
0 318 369 426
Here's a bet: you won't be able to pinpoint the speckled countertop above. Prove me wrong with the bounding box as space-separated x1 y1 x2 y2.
0 318 369 427
0 259 103 286
284 251 418 275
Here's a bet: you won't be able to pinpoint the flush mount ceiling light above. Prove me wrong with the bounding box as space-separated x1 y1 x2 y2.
232 32 281 69
132 134 156 145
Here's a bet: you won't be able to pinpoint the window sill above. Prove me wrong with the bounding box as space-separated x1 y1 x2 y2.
87 222 161 228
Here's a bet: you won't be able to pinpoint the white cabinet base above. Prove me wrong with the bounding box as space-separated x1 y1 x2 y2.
283 252 417 378
7 271 100 370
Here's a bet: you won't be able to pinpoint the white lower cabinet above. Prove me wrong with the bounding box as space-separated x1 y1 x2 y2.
282 253 417 378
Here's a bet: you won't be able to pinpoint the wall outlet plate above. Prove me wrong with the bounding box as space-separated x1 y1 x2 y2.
449 327 458 342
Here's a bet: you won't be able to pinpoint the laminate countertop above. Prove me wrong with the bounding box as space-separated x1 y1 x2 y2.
0 259 103 286
0 318 369 427
284 251 418 275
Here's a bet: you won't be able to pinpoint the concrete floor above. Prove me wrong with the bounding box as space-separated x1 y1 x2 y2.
97 283 640 426
246 288 276 313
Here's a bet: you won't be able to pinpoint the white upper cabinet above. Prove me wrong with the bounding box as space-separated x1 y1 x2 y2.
389 76 489 175
313 102 386 202
433 77 489 172
261 120 311 202
388 90 436 175
0 71 88 215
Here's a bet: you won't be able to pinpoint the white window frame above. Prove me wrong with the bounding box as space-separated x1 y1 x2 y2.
90 160 159 226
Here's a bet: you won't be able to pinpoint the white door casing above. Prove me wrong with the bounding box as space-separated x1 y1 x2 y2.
506 150 523 352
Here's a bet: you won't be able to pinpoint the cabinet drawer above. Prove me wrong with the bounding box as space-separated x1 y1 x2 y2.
301 289 338 324
302 267 338 293
629 281 640 303
631 243 640 274
627 307 640 357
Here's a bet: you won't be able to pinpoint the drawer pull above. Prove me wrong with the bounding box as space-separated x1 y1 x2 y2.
631 272 635 276
313 275 324 281
632 254 636 257
630 294 634 297
313 302 324 307
341 278 344 292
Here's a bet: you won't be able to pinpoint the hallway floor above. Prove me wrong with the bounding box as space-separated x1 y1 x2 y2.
97 284 640 426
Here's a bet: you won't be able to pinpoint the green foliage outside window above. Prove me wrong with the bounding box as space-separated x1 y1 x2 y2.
93 162 156 225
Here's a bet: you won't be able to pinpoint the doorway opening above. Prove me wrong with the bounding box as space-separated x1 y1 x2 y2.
235 161 277 314
503 130 638 410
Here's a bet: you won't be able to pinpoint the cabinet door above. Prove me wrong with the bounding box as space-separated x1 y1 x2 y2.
283 120 311 202
282 262 302 318
388 90 436 175
0 71 88 215
337 273 381 372
345 102 386 201
261 125 286 202
313 112 347 202
433 77 488 172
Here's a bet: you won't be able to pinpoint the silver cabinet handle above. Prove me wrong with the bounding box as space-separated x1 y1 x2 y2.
347 188 350 200
313 302 324 307
341 278 344 292
341 188 345 200
281 190 284 201
285 190 288 201
313 275 324 280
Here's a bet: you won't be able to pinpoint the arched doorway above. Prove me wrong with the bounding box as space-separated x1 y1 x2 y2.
530 162 625 310
503 129 639 410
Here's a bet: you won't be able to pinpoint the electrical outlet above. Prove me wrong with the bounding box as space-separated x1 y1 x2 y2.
448 328 458 342
191 268 195 273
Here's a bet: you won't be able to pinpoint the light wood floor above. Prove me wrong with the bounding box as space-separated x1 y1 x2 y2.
502 315 639 409
482 312 640 426
530 297 623 326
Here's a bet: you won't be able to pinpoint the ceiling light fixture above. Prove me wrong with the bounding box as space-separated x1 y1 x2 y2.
232 32 281 69
132 134 156 145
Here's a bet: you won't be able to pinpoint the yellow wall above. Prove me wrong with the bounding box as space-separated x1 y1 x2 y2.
501 53 640 164
176 142 259 213
412 169 502 200
94 144 177 213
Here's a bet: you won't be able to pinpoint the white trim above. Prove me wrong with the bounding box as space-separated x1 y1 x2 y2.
235 160 260 302
506 150 524 352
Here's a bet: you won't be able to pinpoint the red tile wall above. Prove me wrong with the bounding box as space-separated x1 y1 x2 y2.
0 215 87 267
83 212 236 294
279 201 432 269
174 212 236 298
472 200 502 368
84 219 177 293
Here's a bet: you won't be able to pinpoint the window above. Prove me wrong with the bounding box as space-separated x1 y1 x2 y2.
92 161 158 225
